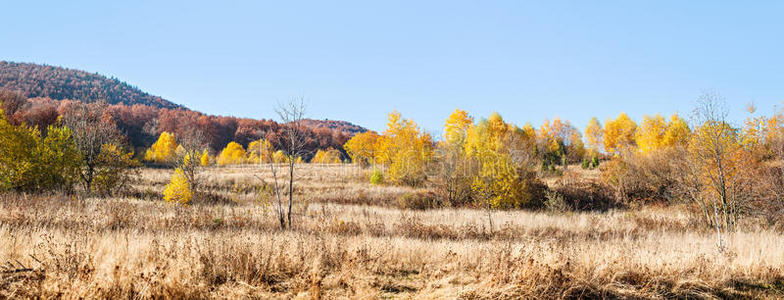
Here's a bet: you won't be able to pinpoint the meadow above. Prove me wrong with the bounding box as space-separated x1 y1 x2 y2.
2 164 783 299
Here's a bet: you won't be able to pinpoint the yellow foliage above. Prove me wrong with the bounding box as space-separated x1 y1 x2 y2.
163 168 192 205
464 113 543 208
662 114 691 148
144 132 178 164
312 148 342 164
247 139 273 163
375 111 433 186
585 117 603 154
1 110 79 192
217 142 246 166
604 113 637 154
538 117 585 163
343 131 380 166
200 149 210 167
273 150 288 163
635 114 667 154
635 113 691 154
443 109 473 146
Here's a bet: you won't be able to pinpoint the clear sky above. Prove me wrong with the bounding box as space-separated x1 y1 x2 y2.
2 1 784 134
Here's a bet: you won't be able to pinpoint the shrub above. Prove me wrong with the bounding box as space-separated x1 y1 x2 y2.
397 190 438 210
1 113 80 193
369 169 384 185
591 156 600 168
544 190 568 213
600 148 682 205
92 143 139 196
553 174 616 211
163 168 193 205
431 146 474 207
581 158 590 169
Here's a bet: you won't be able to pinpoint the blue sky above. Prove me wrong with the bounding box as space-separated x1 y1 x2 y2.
2 1 784 134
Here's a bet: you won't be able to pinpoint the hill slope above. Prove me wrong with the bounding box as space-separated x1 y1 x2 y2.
0 61 368 135
0 61 180 109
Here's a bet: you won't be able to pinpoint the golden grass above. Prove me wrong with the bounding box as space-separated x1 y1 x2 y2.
1 165 783 299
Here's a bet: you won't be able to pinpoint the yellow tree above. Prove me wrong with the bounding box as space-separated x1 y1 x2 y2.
604 113 637 154
443 108 473 146
375 111 433 186
247 138 273 164
200 150 211 167
272 150 289 163
433 109 477 206
584 117 603 154
634 114 668 154
217 142 246 166
163 168 192 205
145 132 178 164
312 148 342 164
343 131 380 167
662 113 691 148
465 112 543 209
538 117 585 166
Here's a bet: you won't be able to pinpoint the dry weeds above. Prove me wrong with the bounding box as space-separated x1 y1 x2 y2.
1 165 783 299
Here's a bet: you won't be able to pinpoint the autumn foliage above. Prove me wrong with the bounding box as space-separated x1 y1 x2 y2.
163 168 193 205
144 132 178 164
312 148 343 164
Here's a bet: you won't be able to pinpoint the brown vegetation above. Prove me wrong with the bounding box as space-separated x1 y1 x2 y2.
1 165 783 299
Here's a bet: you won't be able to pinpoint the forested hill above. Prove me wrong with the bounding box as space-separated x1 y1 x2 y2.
0 61 368 156
0 61 181 109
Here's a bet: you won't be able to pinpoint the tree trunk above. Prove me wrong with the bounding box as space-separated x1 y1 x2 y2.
287 159 294 230
270 162 286 229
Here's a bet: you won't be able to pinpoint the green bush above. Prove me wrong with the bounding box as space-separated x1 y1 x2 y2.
581 158 590 169
369 169 384 185
592 156 600 168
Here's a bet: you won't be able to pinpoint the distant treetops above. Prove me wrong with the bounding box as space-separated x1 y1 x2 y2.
144 131 344 167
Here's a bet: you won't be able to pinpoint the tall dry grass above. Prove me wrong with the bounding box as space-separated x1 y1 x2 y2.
1 165 783 299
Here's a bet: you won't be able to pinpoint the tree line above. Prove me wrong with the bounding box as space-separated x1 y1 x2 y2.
0 91 360 159
342 93 784 233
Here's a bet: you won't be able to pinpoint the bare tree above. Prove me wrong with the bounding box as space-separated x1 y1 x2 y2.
177 129 209 192
0 90 28 121
60 101 125 193
269 97 308 230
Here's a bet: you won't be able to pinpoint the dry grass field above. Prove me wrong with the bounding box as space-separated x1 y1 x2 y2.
2 165 784 299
